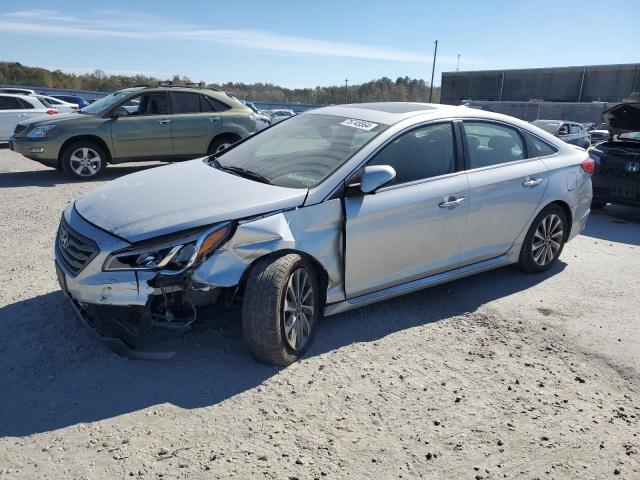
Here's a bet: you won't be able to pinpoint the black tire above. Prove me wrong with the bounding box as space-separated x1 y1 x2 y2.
207 135 239 156
518 204 568 274
242 254 321 366
590 200 607 210
60 141 107 180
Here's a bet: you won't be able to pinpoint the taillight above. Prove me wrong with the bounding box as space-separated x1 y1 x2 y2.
581 157 595 175
46 109 58 115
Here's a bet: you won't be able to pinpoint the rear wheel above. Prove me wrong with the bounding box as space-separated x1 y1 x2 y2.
207 136 239 156
518 204 568 274
61 141 107 180
242 254 320 366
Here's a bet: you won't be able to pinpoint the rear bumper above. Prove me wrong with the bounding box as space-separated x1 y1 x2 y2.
592 175 640 206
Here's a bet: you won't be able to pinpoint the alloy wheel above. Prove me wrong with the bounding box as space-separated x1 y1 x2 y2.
69 147 102 177
216 143 231 153
532 213 563 266
282 267 315 350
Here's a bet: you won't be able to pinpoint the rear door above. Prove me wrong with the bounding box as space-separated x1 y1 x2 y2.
110 92 173 159
459 121 549 265
344 121 469 298
170 92 225 157
0 95 22 139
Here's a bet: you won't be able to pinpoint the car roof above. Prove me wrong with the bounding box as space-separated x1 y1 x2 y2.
308 102 473 125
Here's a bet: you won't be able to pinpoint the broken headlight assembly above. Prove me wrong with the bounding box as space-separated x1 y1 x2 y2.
103 222 233 274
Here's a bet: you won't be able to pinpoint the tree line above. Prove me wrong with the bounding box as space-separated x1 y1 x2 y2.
0 62 440 104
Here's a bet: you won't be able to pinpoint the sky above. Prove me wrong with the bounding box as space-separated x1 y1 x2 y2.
0 0 638 89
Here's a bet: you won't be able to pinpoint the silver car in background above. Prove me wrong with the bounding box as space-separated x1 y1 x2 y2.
55 103 593 364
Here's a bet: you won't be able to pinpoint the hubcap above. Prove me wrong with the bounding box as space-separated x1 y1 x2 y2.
532 213 563 266
216 143 231 153
70 147 101 177
282 268 315 350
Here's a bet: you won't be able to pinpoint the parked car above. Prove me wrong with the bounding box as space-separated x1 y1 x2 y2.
52 94 89 109
241 100 271 131
35 94 78 113
269 109 296 124
588 102 640 209
53 103 592 363
0 94 58 141
0 87 36 95
9 85 256 179
531 120 591 148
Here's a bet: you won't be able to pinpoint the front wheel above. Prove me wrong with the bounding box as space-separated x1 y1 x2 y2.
60 141 107 180
518 204 568 274
242 254 320 366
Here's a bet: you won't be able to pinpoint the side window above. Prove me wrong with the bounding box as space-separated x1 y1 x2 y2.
368 122 455 186
557 123 570 135
522 130 558 158
122 94 168 115
17 98 34 109
463 122 524 169
569 124 580 134
0 96 22 110
172 92 201 114
200 95 230 112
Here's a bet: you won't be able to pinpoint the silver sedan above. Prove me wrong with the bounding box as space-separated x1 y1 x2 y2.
55 102 593 364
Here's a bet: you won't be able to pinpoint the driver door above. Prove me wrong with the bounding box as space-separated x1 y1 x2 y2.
344 122 469 298
110 92 173 160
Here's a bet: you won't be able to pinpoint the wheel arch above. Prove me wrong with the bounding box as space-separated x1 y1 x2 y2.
208 132 242 153
59 135 113 167
543 199 573 240
236 249 330 307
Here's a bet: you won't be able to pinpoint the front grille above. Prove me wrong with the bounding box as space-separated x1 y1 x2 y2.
13 124 28 136
56 219 99 276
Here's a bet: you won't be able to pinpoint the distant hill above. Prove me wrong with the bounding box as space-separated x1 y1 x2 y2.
0 62 440 104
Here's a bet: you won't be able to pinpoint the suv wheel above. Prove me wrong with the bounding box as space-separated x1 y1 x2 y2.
242 254 320 366
61 141 107 180
518 204 568 274
208 136 238 156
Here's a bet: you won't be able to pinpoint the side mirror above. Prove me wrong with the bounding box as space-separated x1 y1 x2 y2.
111 106 129 118
359 165 396 194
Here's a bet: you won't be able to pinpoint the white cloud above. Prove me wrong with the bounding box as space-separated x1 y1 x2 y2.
0 9 460 64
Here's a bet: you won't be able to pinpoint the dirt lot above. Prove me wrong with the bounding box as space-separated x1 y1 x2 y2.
1 146 639 480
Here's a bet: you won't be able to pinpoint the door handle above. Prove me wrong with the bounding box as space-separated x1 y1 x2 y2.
522 177 543 187
209 117 221 122
439 197 467 208
157 119 171 124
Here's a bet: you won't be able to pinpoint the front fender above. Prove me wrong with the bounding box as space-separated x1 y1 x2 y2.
192 199 345 304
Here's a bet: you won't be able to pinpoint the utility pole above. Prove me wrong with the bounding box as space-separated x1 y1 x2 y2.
456 54 460 71
429 40 438 103
344 78 348 104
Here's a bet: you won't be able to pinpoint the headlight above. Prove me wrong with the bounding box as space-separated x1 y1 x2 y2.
27 125 57 138
103 222 233 273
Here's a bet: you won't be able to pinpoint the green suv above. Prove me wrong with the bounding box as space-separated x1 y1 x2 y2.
9 85 257 179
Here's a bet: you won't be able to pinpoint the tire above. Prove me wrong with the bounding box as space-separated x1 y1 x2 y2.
242 254 321 366
518 204 568 274
207 136 239 156
590 200 607 210
60 141 107 180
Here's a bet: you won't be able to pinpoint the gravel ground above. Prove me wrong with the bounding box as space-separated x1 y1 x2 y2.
1 146 639 479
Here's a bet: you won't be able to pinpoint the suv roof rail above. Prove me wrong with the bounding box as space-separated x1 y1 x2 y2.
128 82 220 91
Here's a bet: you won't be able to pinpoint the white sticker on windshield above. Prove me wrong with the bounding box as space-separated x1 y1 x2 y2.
340 119 378 131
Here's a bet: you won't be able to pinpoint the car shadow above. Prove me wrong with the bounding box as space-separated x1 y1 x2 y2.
0 261 565 438
0 162 166 188
581 204 640 246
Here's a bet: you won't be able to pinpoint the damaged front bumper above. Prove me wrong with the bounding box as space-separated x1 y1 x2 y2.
55 206 223 359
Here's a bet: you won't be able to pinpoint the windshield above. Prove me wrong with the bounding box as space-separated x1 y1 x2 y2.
532 120 561 134
214 113 388 188
79 89 142 114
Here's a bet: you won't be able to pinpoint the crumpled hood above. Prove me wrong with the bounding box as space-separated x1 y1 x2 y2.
75 159 308 243
602 102 640 136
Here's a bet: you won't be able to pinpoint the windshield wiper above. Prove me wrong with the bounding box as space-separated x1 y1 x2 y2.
210 158 273 185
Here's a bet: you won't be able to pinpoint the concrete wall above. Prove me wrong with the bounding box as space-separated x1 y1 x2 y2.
441 64 640 105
